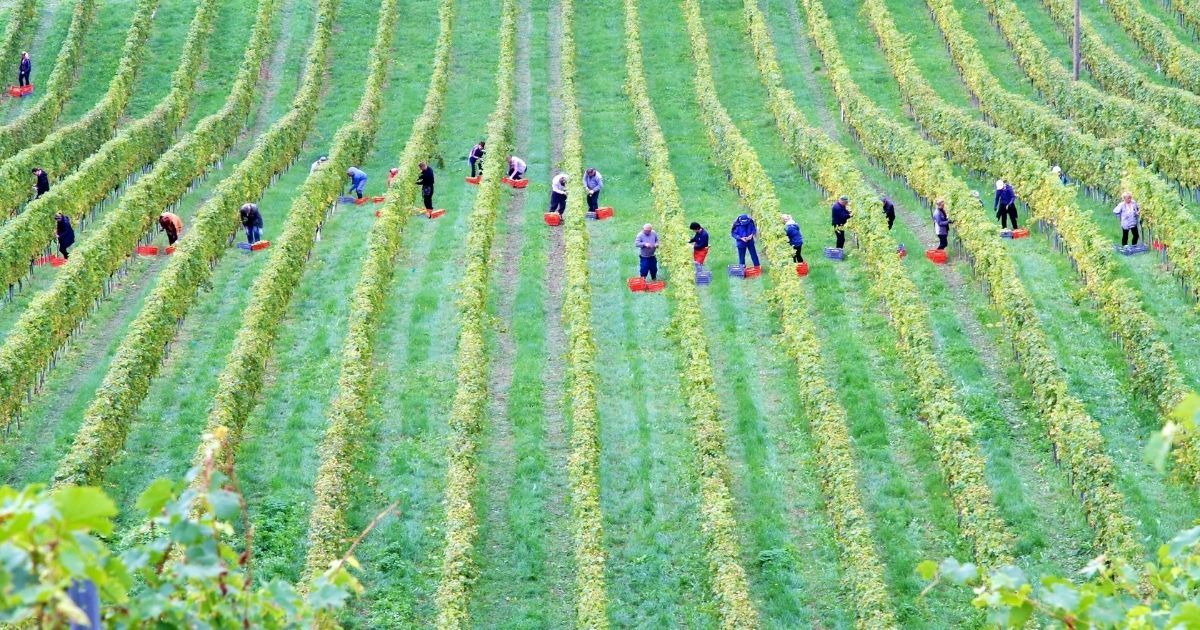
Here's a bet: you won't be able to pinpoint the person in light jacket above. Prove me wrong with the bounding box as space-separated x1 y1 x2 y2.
731 213 760 267
310 155 328 173
55 212 73 259
994 179 1018 229
831 195 851 248
1052 165 1068 186
416 162 436 210
18 52 30 87
159 212 183 246
1113 191 1141 246
240 203 263 244
783 214 804 263
584 168 603 212
549 172 568 214
635 224 659 280
933 198 952 250
346 166 368 199
469 141 486 177
507 155 527 181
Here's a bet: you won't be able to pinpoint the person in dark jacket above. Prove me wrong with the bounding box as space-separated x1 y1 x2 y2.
469 141 485 177
731 213 760 267
782 214 804 263
831 195 851 249
689 221 709 265
54 212 73 259
933 198 952 250
32 167 48 198
240 203 263 244
417 162 436 210
994 179 1018 229
18 52 30 87
881 194 895 230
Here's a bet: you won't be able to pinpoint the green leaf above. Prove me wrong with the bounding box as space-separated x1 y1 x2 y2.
135 478 176 517
206 489 240 521
916 560 939 581
53 487 116 535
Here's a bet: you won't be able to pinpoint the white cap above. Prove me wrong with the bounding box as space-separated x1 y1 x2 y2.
1051 165 1061 173
996 179 1005 190
970 190 980 199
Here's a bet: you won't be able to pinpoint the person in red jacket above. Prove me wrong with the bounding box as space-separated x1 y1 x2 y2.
159 212 183 245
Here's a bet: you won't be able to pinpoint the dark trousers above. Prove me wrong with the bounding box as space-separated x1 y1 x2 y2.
792 244 804 263
18 70 29 86
1122 226 1140 245
937 234 948 250
508 169 523 181
469 158 480 177
422 185 434 210
737 239 760 266
997 203 1018 229
639 255 658 280
834 227 845 249
166 229 178 245
587 190 599 212
549 191 566 214
59 243 69 259
886 213 895 230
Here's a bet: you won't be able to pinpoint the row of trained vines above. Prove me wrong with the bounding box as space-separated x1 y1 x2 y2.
1102 0 1200 95
432 0 515 625
622 0 759 625
554 0 607 625
801 0 1142 563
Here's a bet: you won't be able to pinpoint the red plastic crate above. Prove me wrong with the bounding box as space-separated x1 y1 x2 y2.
164 245 176 255
49 256 65 267
1011 228 1030 239
925 249 948 264
354 197 368 206
20 84 32 95
136 245 159 256
465 176 481 185
427 209 446 219
743 266 762 278
251 240 270 251
373 196 386 203
645 280 666 292
795 262 809 276
627 277 647 292
544 212 561 226
7 86 19 97
1153 240 1166 251
510 178 529 189
595 207 614 220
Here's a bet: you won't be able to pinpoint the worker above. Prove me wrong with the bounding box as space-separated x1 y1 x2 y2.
310 155 328 173
387 167 399 189
507 155 527 181
933 198 952 250
159 211 183 246
549 172 568 215
469 141 486 177
994 179 1018 229
881 194 895 230
783 214 804 263
731 213 760 268
18 52 30 87
831 195 851 249
635 223 660 281
346 166 368 199
1052 165 1068 185
54 212 73 259
584 168 603 213
31 167 48 198
1113 191 1141 246
689 221 709 265
417 162 436 211
240 203 263 244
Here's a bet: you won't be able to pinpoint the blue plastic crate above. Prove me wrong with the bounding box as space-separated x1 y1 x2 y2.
1115 244 1150 256
585 211 597 220
695 271 712 285
337 195 356 204
999 229 1013 239
236 242 252 251
727 264 745 277
823 247 845 260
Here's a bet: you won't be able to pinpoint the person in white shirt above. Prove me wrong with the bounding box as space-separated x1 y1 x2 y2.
310 155 328 173
549 172 568 215
507 155 527 181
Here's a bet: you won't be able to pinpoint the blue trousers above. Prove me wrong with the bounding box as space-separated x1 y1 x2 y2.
639 256 658 280
247 225 262 244
737 239 760 266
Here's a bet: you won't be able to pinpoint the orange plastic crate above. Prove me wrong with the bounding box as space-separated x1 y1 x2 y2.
627 277 647 292
595 207 614 220
427 209 446 219
795 262 809 276
136 245 159 256
1011 227 1030 239
511 178 529 189
251 240 270 251
543 212 561 226
354 197 368 206
743 266 762 278
925 249 947 264
645 280 666 292
465 176 481 185
373 196 386 203
164 245 176 255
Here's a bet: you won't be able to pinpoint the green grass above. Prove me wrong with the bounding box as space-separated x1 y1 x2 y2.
1 0 72 121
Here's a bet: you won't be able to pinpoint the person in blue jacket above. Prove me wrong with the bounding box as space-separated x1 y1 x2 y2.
831 195 851 249
346 166 368 199
731 213 760 268
782 214 804 263
994 179 1018 229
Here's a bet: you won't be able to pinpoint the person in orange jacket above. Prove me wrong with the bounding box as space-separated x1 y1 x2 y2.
159 211 183 246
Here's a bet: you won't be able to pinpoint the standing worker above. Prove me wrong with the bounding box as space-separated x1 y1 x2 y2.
159 211 183 246
54 212 73 259
18 52 30 87
831 195 851 249
549 172 568 215
469 141 486 177
417 162 436 211
584 168 603 213
689 221 709 265
731 213 760 268
881 194 895 230
310 155 328 173
933 199 952 250
507 155 527 181
240 203 263 245
635 223 660 281
782 214 804 263
994 179 1018 229
1113 191 1141 246
346 166 368 200
32 167 48 198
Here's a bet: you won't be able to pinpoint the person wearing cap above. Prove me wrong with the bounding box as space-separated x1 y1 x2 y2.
782 214 804 263
933 198 952 250
689 222 709 265
240 203 263 244
994 179 1018 229
416 162 436 210
584 168 603 212
635 223 660 280
507 155 527 181
310 155 328 173
831 195 851 249
31 167 49 198
881 194 895 230
1113 191 1141 246
469 141 486 177
731 213 760 267
1051 165 1068 185
346 166 368 199
549 172 568 215
159 211 184 246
